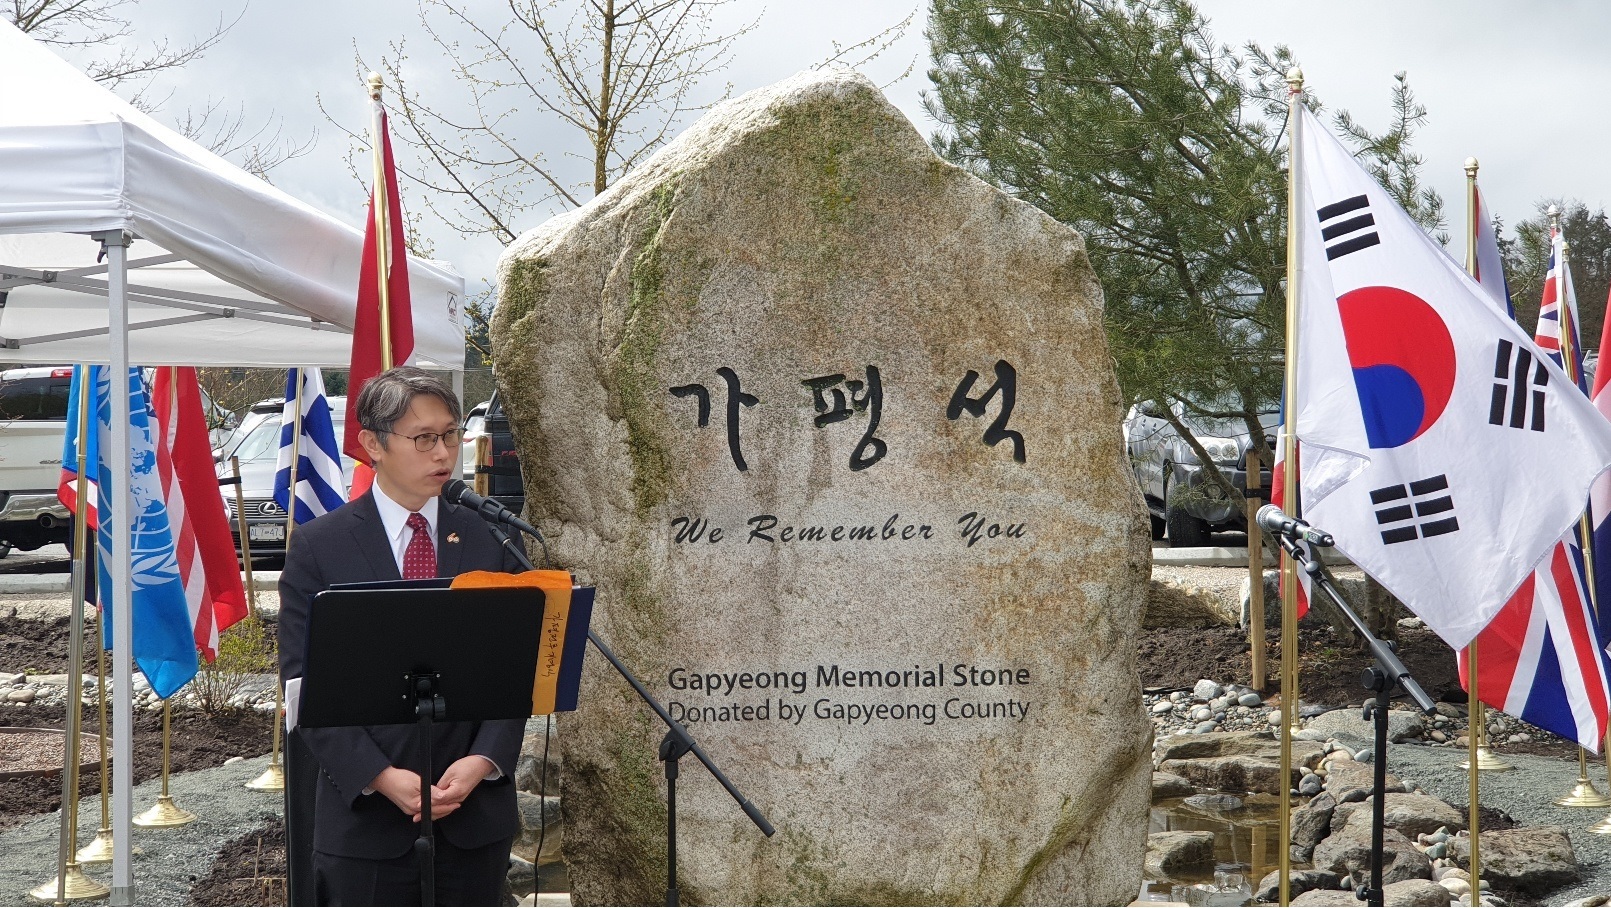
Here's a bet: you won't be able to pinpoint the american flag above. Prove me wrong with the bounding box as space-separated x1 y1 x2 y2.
152 368 249 663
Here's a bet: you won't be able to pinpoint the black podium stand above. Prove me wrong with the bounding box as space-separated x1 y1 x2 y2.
296 582 545 906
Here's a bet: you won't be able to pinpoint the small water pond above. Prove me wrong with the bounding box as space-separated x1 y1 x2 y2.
1140 791 1307 905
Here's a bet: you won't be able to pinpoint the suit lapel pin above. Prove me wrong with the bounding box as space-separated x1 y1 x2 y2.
447 532 461 544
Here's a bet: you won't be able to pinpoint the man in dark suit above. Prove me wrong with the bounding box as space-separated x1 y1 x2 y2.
279 366 526 906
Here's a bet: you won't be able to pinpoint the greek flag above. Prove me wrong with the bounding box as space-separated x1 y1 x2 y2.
62 366 199 699
274 368 347 523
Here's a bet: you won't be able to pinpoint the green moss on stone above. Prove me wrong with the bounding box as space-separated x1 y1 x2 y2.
615 180 680 520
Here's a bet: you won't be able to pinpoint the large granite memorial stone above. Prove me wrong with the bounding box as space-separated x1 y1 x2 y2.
493 69 1151 906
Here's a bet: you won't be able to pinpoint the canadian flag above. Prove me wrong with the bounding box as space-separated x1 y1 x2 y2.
1291 105 1611 649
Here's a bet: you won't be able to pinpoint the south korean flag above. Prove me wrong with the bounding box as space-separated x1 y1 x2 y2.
1291 105 1611 649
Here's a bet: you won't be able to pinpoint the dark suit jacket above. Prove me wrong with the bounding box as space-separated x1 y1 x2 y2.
278 491 527 860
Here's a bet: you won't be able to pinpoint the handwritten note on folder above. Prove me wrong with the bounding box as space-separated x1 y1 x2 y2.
451 570 593 715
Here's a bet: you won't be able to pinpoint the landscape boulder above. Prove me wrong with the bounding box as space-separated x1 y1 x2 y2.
1156 730 1323 794
1313 823 1430 885
1145 831 1215 879
493 68 1152 905
1450 826 1580 894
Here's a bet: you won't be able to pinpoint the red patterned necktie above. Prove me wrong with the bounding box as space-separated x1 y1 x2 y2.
403 512 437 580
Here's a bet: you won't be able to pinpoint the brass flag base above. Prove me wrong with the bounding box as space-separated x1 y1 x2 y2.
29 862 109 902
74 827 114 864
133 794 197 828
1555 779 1611 808
244 763 285 791
1458 745 1514 772
1589 811 1611 835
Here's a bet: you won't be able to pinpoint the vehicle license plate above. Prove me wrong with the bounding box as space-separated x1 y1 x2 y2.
249 523 285 542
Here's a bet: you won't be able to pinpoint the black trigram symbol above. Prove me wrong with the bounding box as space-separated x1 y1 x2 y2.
1489 339 1549 432
1317 194 1381 260
1371 474 1459 545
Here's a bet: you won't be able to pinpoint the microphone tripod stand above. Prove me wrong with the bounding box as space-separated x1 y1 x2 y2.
483 522 776 906
1265 526 1436 908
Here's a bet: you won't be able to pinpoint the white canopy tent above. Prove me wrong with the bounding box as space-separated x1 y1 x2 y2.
0 19 466 902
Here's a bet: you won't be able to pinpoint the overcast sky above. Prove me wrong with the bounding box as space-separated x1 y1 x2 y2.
49 0 1611 297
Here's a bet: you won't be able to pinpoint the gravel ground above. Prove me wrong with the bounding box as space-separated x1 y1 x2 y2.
0 754 281 906
1385 741 1611 905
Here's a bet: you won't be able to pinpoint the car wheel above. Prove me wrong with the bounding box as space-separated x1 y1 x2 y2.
1149 513 1165 540
1164 472 1211 548
0 541 10 559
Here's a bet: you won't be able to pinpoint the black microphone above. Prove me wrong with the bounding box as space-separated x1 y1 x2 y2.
1256 503 1335 548
442 478 542 539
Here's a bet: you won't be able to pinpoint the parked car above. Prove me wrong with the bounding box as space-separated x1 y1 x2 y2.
461 400 489 482
1124 398 1277 547
477 390 525 518
216 396 353 556
0 367 236 558
213 397 289 463
0 367 76 555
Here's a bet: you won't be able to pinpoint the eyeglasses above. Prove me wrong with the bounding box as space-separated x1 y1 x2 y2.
379 427 465 452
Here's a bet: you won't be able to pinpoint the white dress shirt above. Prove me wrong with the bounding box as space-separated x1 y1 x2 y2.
371 480 440 575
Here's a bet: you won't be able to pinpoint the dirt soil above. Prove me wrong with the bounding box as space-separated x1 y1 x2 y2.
0 616 86 676
1137 621 1466 709
0 702 272 831
190 817 287 907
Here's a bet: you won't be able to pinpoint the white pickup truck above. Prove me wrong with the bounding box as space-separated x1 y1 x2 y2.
0 366 75 555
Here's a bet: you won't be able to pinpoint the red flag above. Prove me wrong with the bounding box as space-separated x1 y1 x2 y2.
152 368 249 662
344 100 415 479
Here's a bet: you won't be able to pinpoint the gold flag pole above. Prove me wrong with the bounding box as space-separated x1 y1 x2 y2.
247 373 300 792
1457 158 1483 908
76 379 113 865
368 73 394 371
32 366 109 902
1544 224 1611 809
134 371 197 829
231 454 259 619
1276 65 1305 908
133 698 195 827
1455 159 1512 777
75 612 114 865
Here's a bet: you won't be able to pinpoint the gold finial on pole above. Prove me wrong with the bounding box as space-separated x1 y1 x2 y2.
1285 66 1304 92
366 71 383 101
1464 156 1479 179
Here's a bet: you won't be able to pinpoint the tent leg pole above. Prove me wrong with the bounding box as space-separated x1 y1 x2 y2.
97 229 135 906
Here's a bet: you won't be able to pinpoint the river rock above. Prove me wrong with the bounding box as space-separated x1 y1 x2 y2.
1152 771 1194 802
1192 679 1222 701
1182 793 1242 813
1450 826 1580 894
493 68 1151 906
1145 831 1215 879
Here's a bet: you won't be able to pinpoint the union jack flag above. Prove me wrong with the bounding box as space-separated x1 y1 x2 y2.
1534 230 1586 390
